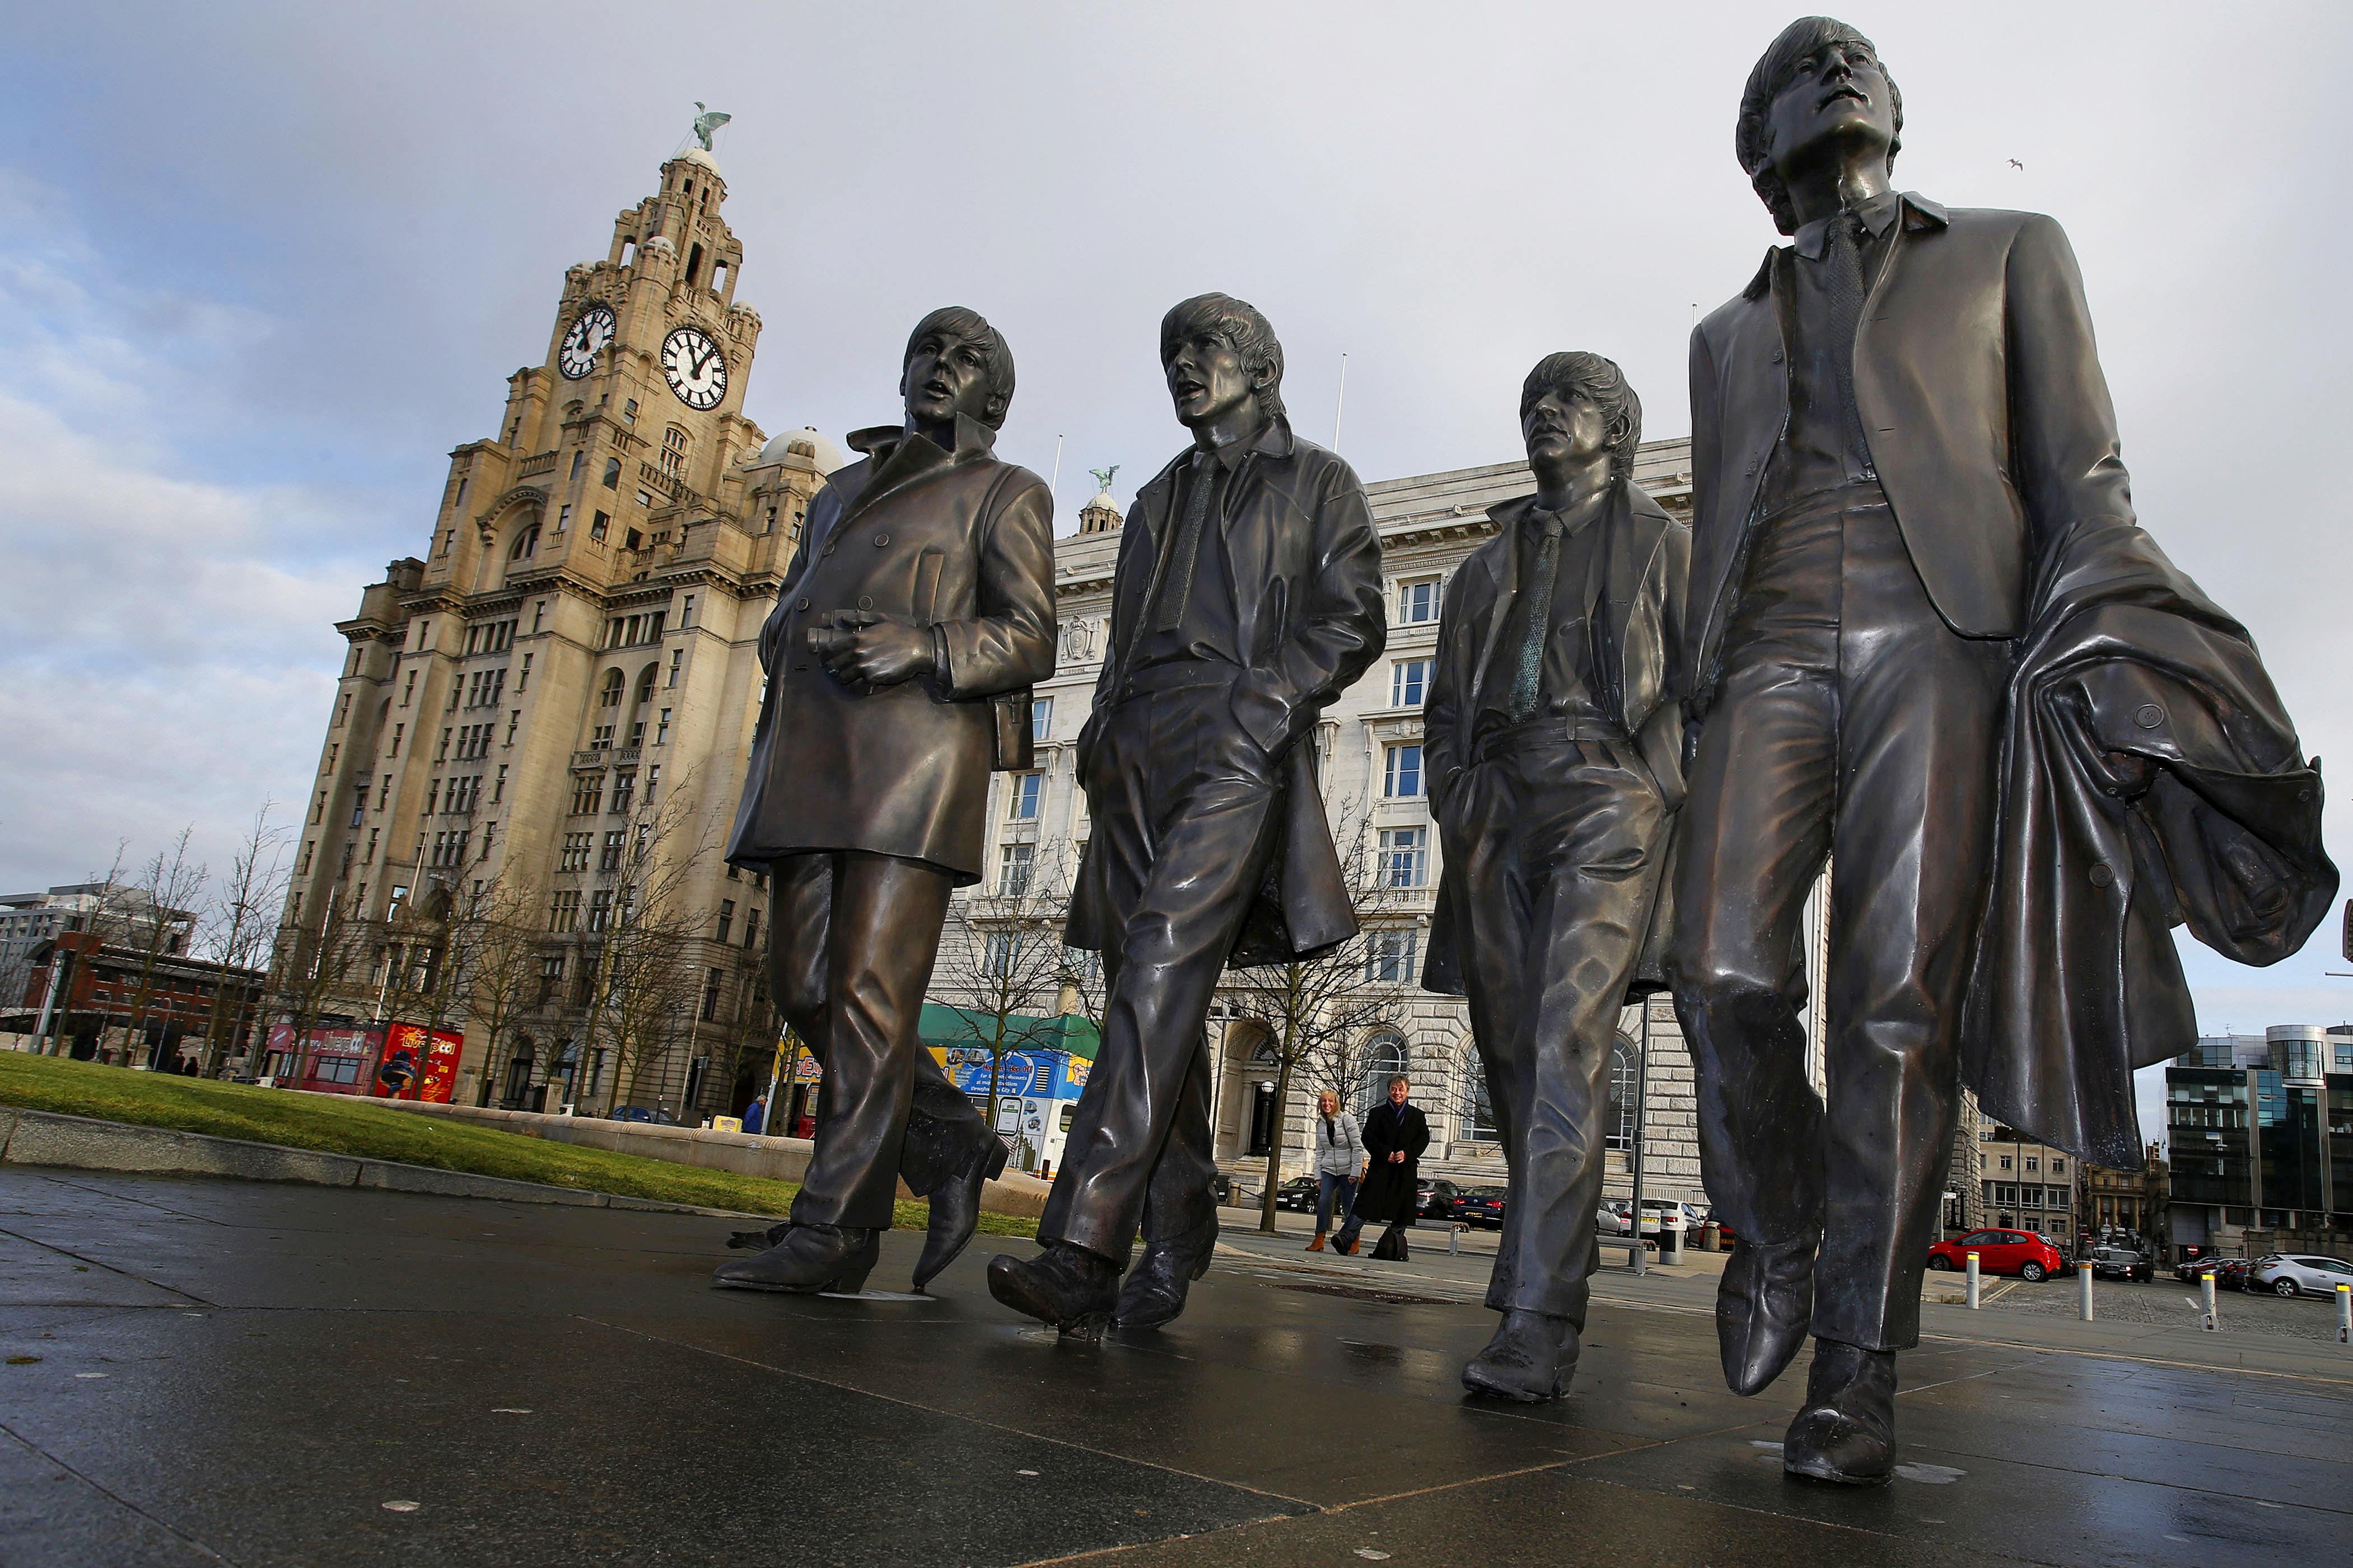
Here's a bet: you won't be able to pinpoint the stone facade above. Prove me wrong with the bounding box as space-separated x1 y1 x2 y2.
274 148 833 1118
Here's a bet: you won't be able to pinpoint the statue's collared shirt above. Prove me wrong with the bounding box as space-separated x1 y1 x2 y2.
1131 432 1258 675
1474 500 1608 736
1760 187 1902 517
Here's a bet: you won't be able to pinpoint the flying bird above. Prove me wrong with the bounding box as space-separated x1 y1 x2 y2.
2008 158 2025 170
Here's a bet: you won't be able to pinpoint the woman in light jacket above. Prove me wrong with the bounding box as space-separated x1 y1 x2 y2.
1307 1089 1365 1252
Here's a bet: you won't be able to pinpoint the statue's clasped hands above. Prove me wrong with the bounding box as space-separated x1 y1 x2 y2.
809 610 935 686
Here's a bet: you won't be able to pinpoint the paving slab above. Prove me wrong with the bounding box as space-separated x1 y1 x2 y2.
1 1167 2348 1568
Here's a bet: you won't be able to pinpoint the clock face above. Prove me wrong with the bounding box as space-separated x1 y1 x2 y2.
558 304 616 379
661 326 729 410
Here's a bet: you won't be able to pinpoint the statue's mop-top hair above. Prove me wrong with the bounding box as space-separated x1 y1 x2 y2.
1737 16 1903 236
902 306 1016 429
1521 351 1642 487
1159 293 1287 424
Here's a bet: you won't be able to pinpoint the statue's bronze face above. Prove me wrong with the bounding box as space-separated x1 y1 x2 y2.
1164 331 1257 432
1521 385 1616 472
1766 32 1896 183
902 323 1002 438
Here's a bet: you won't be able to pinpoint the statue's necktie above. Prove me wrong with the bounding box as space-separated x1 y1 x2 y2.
1824 211 1875 471
1507 514 1565 721
1154 456 1216 633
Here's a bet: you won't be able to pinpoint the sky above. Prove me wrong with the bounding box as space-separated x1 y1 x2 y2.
3 2 2349 1142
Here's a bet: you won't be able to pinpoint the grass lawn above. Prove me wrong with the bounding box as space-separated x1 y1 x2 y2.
0 1052 1035 1238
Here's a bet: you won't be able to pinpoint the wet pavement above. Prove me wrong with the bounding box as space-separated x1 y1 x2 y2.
2 1168 2348 1567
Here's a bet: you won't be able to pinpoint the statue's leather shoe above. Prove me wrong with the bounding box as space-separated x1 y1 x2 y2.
1462 1309 1577 1402
712 1223 879 1294
912 1132 1010 1291
1717 1233 1817 1396
1783 1338 1898 1485
1113 1218 1218 1330
987 1243 1120 1337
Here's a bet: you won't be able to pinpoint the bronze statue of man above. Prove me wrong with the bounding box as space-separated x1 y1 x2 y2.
1674 18 2332 1485
1422 352 1688 1402
988 293 1386 1334
718 307 1055 1295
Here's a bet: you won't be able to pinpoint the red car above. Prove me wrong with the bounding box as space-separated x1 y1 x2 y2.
1927 1229 2067 1283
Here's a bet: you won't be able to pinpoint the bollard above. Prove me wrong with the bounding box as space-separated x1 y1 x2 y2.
2078 1261 2094 1322
2338 1283 2350 1345
1448 1223 1462 1258
1661 1218 1684 1266
1965 1251 1981 1309
2202 1272 2219 1331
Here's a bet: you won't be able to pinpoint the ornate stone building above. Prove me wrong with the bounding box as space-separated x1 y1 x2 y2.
275 144 837 1116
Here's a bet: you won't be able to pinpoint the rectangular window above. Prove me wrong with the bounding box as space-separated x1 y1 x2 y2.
1390 658 1432 708
655 709 671 746
591 511 610 541
549 890 580 933
610 770 636 815
517 652 532 691
492 764 507 803
571 774 604 815
666 650 682 689
555 504 571 534
1384 743 1424 798
643 764 660 805
324 742 338 773
998 843 1034 896
680 593 695 628
436 728 450 762
1377 827 1428 888
701 966 723 1022
561 832 591 872
334 692 352 727
716 900 735 943
1031 695 1054 743
745 907 762 949
1007 771 1044 820
1398 577 1440 624
1365 929 1420 984
600 830 624 871
587 889 613 933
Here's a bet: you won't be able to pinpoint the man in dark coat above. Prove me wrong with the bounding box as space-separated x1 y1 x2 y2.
989 293 1387 1334
716 307 1054 1296
1421 352 1688 1402
1670 18 2330 1486
1333 1076 1428 1260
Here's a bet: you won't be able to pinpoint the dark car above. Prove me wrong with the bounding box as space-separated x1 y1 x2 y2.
2084 1245 2154 1283
1417 1178 1463 1218
1444 1185 1507 1228
1273 1176 1320 1213
2214 1257 2256 1292
2173 1256 2221 1283
608 1105 678 1125
1926 1229 2067 1283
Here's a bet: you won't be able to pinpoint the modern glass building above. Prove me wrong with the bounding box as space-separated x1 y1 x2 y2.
2165 1025 2353 1261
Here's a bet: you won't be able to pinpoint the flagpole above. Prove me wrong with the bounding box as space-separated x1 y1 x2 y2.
1331 353 1348 451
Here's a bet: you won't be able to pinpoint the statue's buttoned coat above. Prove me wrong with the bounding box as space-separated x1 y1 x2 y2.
726 415 1055 884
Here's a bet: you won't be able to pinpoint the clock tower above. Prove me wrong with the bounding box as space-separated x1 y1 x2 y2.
278 138 841 1117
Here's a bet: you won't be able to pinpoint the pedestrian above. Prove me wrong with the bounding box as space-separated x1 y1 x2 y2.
742 1096 767 1136
1306 1090 1363 1252
1334 1077 1430 1259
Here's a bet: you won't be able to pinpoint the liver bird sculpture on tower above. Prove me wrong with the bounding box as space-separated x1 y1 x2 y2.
692 104 731 152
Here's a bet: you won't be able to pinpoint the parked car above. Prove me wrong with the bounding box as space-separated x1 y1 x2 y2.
1273 1176 1320 1213
1926 1229 2067 1282
1442 1185 1508 1228
1596 1202 1629 1235
2214 1257 2256 1291
1701 1209 1739 1245
1417 1178 1463 1218
608 1105 678 1125
2173 1256 2223 1283
2083 1246 2154 1283
2249 1253 2353 1298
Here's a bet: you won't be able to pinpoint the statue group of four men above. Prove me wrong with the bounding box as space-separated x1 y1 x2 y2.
715 17 2332 1487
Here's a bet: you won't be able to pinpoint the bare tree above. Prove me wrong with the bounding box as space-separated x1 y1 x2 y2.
118 827 209 1068
1226 800 1422 1233
930 841 1075 1167
34 842 126 1056
576 766 718 1116
460 879 547 1108
266 887 371 1084
194 803 291 1076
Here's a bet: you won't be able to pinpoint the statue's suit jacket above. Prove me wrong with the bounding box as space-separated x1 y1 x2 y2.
726 414 1055 884
1686 193 2136 705
1063 419 1386 965
1420 482 1691 999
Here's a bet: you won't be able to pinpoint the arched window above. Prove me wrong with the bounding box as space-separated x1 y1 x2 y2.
509 523 540 561
661 426 688 478
1605 1034 1640 1152
603 457 622 489
599 670 625 709
1357 1031 1409 1113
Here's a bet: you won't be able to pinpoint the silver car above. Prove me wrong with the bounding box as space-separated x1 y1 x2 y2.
2248 1253 2353 1298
